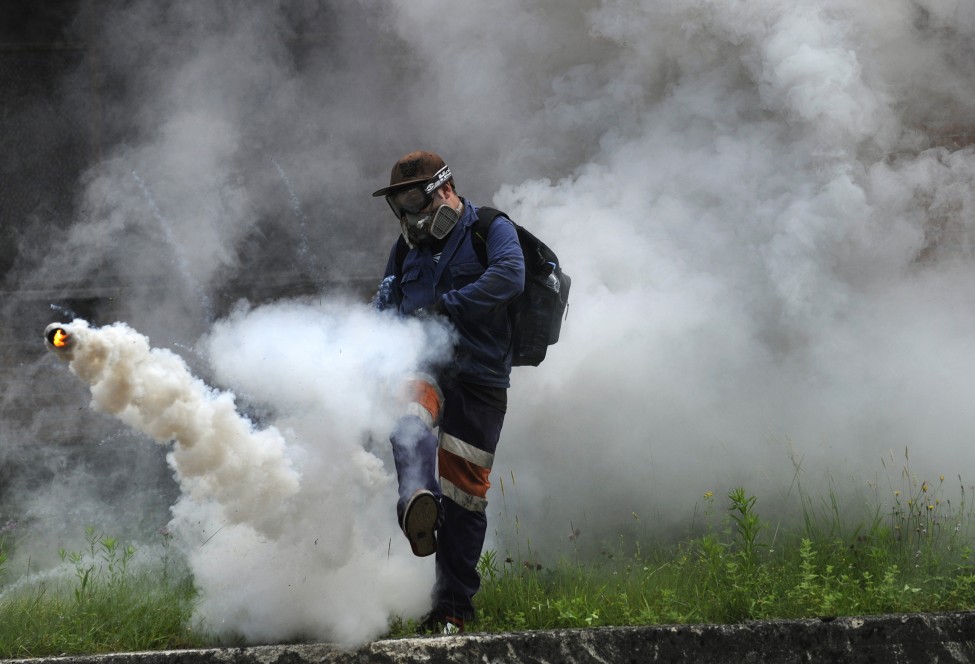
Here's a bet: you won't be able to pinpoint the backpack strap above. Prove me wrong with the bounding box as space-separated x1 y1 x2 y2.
471 206 505 267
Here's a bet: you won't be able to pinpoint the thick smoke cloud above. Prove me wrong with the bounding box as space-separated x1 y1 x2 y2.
4 0 975 646
41 307 451 645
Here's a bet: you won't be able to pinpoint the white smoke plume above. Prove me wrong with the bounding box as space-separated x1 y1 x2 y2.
43 305 453 645
183 300 455 645
483 0 975 545
45 319 299 536
6 0 975 648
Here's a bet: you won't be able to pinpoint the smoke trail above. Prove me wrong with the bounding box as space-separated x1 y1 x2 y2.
271 157 326 285
49 303 79 320
131 170 215 324
271 157 311 253
45 319 298 536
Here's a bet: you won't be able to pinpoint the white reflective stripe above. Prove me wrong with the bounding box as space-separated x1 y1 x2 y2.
408 372 444 406
441 477 488 513
405 402 434 428
439 432 494 469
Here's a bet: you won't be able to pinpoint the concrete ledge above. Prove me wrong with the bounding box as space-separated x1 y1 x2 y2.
6 612 975 663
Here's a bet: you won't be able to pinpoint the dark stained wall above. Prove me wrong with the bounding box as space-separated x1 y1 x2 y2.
0 1 95 281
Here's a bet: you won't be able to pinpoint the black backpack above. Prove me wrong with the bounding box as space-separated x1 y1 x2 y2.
394 206 570 366
472 207 570 366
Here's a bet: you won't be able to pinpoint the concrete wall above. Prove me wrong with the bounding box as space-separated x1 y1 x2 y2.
6 613 975 664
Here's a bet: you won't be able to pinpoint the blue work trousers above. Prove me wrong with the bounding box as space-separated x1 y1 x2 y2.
390 379 505 622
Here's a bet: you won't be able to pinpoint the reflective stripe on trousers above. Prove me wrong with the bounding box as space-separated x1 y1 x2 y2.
439 432 494 512
401 372 443 427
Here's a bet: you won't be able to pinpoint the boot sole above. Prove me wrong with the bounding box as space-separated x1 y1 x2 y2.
403 492 439 557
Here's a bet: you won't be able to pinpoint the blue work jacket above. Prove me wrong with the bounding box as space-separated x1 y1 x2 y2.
380 199 525 388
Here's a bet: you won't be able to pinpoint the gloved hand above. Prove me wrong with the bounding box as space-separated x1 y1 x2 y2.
373 275 398 311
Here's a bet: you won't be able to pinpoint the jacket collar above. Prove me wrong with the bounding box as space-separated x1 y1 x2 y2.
433 198 475 283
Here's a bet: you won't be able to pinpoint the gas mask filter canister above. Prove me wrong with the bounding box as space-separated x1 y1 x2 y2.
401 204 460 247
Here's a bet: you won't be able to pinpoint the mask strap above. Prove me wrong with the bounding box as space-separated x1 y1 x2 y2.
423 166 452 195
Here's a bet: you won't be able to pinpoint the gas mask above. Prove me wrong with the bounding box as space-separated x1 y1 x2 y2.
399 204 460 248
386 165 460 248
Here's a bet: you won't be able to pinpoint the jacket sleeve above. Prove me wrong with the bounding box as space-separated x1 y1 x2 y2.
441 216 525 317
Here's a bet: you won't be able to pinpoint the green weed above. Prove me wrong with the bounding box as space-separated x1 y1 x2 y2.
0 527 205 659
466 477 975 633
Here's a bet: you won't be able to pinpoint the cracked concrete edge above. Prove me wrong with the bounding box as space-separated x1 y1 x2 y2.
6 611 975 664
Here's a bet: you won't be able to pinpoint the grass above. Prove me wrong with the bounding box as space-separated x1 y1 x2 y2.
408 453 975 634
4 453 975 656
0 526 207 659
468 487 975 632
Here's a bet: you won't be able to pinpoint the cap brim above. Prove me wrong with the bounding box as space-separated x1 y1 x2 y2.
371 178 428 198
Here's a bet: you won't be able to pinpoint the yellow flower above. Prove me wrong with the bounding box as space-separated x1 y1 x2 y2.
704 491 714 500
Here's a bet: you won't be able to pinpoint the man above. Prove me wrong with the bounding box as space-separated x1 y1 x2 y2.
373 150 525 633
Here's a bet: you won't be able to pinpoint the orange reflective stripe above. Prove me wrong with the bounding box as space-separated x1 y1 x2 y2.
400 379 442 424
438 447 491 499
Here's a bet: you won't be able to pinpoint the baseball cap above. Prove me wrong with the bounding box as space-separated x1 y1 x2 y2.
372 150 451 197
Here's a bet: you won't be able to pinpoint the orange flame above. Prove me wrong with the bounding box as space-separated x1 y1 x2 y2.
52 329 70 348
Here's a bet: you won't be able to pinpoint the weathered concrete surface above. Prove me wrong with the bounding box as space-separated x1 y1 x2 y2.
6 612 975 664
